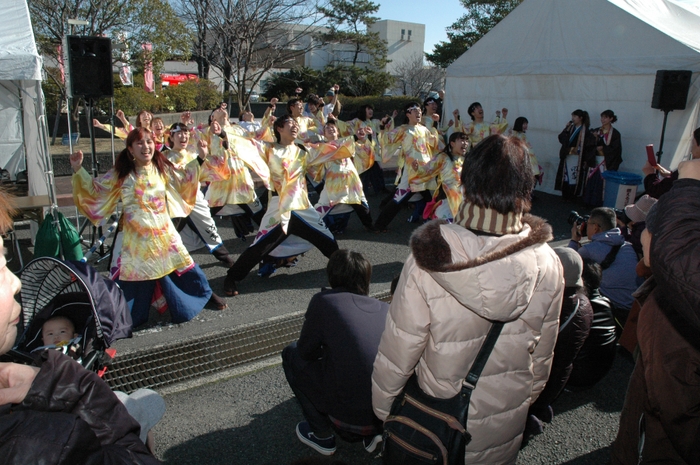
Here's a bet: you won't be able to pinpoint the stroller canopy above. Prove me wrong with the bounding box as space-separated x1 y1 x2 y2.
19 257 132 347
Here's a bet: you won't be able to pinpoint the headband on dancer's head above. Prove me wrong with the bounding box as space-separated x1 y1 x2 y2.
169 125 184 134
406 104 421 112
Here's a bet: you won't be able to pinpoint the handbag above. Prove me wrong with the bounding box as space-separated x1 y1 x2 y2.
382 322 504 465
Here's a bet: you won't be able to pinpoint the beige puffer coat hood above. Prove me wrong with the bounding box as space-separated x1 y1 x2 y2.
372 216 564 464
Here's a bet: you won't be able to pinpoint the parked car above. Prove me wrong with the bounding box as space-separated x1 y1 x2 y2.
249 91 260 103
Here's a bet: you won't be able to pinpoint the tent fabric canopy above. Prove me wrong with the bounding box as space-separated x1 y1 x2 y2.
445 0 700 194
0 0 42 81
0 0 50 199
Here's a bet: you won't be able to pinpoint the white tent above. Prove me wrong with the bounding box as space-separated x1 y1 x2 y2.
0 0 51 198
445 0 700 194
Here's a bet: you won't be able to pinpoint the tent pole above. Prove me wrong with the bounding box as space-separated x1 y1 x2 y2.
35 81 64 260
66 96 74 154
50 99 61 146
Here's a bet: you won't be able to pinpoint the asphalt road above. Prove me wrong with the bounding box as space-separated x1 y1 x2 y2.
153 354 634 464
14 180 627 464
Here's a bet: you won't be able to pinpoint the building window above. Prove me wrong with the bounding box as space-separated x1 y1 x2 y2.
401 29 405 41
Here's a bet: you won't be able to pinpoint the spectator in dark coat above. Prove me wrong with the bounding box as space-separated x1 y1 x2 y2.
612 159 700 464
283 250 389 456
526 247 593 438
566 259 617 388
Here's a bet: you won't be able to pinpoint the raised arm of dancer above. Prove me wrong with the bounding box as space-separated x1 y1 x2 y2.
305 136 355 167
353 128 376 174
491 107 509 134
70 150 121 224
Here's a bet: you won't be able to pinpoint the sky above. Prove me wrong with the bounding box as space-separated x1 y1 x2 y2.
375 0 700 55
375 0 465 54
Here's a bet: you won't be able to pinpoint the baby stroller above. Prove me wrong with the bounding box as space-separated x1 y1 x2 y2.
4 257 133 376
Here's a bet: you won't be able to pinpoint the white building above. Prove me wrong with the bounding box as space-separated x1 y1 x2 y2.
369 20 425 75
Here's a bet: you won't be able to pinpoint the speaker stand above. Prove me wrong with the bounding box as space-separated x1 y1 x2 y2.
656 109 671 165
77 97 107 260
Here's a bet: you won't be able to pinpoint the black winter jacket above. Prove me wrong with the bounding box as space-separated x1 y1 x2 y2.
0 350 160 465
650 178 700 352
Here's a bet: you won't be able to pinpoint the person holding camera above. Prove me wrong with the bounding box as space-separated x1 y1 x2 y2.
569 207 642 328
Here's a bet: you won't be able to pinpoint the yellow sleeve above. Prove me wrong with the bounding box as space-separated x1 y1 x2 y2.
72 167 121 225
306 136 355 167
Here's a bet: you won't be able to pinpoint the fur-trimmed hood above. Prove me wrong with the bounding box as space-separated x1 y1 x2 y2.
409 215 555 322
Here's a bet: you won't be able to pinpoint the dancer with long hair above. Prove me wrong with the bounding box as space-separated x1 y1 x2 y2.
71 128 218 326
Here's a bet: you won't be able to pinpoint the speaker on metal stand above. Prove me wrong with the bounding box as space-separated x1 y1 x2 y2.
63 35 114 257
650 70 691 165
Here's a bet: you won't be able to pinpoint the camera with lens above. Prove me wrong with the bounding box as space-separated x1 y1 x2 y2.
567 210 590 237
613 208 631 225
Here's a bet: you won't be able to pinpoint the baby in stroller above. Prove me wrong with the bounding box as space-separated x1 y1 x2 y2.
41 315 78 346
12 257 165 455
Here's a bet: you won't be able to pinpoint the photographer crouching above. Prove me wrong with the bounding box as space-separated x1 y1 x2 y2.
568 207 642 332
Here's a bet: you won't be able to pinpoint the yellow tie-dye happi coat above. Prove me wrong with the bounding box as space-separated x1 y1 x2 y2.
190 125 273 207
72 161 200 281
319 137 364 208
380 124 442 192
463 118 508 148
230 137 354 232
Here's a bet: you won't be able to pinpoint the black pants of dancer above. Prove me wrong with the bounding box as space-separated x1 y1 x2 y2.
227 212 339 281
351 202 374 229
374 189 432 231
360 162 387 195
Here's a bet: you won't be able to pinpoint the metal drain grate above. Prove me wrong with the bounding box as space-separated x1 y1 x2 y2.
104 291 393 393
104 314 304 393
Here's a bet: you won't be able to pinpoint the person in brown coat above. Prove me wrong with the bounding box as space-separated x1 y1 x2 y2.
611 158 700 464
372 134 564 464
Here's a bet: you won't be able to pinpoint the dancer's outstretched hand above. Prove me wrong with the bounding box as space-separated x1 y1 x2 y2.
70 150 84 173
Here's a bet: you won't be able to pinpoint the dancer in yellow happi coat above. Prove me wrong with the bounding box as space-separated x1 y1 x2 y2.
373 101 443 232
71 128 216 326
418 131 468 222
464 102 509 150
313 119 375 233
222 114 354 296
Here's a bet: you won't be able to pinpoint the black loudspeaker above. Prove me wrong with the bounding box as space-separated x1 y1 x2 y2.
65 36 114 99
651 70 692 111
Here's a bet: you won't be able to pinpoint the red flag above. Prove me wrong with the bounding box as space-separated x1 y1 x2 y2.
57 44 65 84
142 43 154 92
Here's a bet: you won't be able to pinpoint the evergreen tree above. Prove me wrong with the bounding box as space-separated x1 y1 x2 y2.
318 0 388 68
425 0 522 69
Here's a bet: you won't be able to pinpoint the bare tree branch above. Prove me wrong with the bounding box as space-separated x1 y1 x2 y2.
391 54 445 97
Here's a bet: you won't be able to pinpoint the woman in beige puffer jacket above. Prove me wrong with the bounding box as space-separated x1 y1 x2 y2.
372 134 564 464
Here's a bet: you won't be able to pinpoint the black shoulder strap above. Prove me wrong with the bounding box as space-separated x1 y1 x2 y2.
600 244 622 270
463 322 504 389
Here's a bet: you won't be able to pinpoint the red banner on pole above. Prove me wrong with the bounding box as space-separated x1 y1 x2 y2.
142 43 154 92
